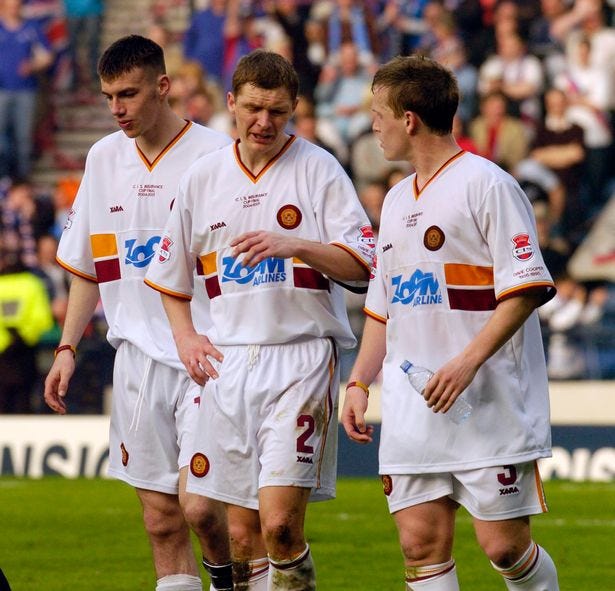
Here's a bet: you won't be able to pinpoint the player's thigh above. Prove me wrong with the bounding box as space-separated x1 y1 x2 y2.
136 487 185 535
383 473 457 563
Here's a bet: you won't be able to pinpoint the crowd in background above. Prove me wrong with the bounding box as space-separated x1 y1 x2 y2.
2 0 615 413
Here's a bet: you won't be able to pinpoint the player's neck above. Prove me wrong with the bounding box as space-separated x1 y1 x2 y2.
236 133 292 176
412 135 462 192
136 110 187 162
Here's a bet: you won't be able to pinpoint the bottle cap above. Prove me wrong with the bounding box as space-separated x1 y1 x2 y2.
400 360 412 372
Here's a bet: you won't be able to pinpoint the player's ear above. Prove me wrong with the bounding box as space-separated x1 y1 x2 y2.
405 111 419 136
158 74 171 99
227 91 236 113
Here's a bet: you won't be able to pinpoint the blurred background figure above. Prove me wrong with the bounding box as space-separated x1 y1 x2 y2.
469 90 529 173
0 228 54 413
182 0 226 85
528 87 586 247
315 40 371 147
478 29 544 126
63 0 104 95
0 0 53 179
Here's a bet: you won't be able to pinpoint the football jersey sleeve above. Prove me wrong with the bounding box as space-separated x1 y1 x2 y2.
312 166 375 293
144 176 197 300
480 180 555 302
364 236 387 323
56 153 97 281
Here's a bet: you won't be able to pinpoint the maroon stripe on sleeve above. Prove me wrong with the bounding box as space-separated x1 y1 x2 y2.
195 257 204 276
447 287 497 311
94 258 121 283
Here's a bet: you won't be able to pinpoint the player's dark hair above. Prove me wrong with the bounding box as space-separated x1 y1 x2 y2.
232 50 299 101
372 55 459 135
98 35 166 81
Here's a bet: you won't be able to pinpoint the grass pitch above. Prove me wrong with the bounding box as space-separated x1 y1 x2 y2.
0 478 613 590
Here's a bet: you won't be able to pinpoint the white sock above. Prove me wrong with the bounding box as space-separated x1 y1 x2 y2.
247 556 269 590
268 545 315 591
405 559 459 590
492 542 559 590
156 574 202 591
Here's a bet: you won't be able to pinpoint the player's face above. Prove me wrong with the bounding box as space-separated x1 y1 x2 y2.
371 86 410 162
101 67 167 140
227 84 297 161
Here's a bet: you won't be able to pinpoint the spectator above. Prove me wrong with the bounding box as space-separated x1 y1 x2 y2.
263 0 319 99
317 0 380 68
563 0 615 112
528 0 569 79
431 16 478 124
168 59 224 121
182 0 226 84
554 34 613 212
315 40 372 145
0 0 53 179
0 231 54 413
427 8 465 66
469 90 530 172
63 0 104 94
292 98 338 157
478 29 544 125
529 87 586 245
376 0 430 60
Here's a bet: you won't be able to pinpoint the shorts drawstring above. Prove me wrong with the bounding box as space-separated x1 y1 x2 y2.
129 356 152 432
247 344 261 370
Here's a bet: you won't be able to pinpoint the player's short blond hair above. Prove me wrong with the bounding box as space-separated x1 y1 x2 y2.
372 55 459 135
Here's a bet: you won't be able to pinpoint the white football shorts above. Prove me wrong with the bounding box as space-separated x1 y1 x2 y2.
186 338 339 510
108 340 202 494
382 461 548 519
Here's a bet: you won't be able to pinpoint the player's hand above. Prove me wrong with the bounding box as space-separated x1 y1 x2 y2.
341 387 374 444
422 355 478 415
230 230 298 268
44 352 76 414
175 332 224 386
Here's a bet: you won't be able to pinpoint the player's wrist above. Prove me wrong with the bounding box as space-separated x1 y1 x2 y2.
54 344 76 359
346 380 369 397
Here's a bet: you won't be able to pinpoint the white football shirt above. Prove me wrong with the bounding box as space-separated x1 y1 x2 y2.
146 136 374 348
366 151 556 473
57 122 231 369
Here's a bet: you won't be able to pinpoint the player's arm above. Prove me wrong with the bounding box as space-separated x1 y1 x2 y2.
160 293 223 386
44 276 100 414
230 231 369 282
341 315 387 444
423 291 545 415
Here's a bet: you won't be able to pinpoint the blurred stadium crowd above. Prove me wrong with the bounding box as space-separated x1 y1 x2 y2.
2 0 615 414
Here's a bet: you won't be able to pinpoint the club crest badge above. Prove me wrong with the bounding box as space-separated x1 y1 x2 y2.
382 474 393 496
277 204 302 229
423 225 445 251
190 453 210 478
120 442 129 467
512 233 534 261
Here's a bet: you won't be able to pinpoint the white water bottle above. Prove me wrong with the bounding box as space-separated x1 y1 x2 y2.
400 360 472 425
